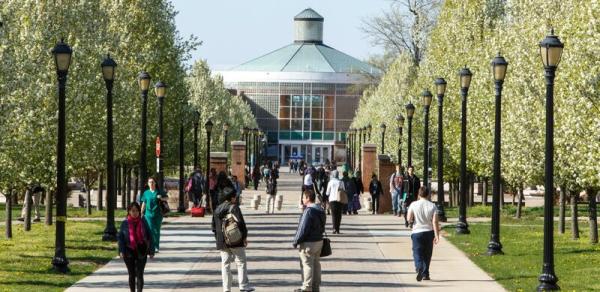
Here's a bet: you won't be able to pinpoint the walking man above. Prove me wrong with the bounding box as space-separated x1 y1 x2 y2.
212 187 255 292
293 190 326 292
402 165 420 227
326 170 345 234
407 186 440 281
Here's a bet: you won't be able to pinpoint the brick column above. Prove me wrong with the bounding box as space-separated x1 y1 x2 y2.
378 154 395 213
361 143 377 193
210 152 228 174
231 141 246 188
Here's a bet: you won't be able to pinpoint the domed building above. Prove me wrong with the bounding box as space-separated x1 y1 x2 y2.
218 8 380 165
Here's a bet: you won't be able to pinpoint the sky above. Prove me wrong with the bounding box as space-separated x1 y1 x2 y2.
171 0 391 70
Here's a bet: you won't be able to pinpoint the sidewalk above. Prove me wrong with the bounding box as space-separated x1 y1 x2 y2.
67 171 506 292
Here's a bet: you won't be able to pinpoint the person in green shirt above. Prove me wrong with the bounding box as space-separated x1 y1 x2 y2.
139 177 168 253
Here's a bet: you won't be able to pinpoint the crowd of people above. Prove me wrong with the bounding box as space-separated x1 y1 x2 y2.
116 159 440 291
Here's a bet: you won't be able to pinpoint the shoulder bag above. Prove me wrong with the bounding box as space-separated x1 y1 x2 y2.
318 214 331 257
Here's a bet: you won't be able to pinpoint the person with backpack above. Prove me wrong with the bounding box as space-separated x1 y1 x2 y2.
402 165 421 227
293 190 326 292
187 169 205 208
212 187 254 292
265 173 277 214
369 174 384 214
389 164 404 217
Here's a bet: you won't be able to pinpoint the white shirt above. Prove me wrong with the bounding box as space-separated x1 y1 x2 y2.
304 174 313 186
326 178 345 202
408 199 437 234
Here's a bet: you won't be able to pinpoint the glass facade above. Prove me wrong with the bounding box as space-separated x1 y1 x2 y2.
225 81 364 164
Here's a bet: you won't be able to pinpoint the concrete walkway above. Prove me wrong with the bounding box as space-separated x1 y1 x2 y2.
67 170 506 292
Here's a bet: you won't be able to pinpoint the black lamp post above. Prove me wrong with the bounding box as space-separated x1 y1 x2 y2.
154 81 166 190
367 124 372 141
396 115 404 165
380 123 386 154
223 122 230 152
487 54 508 256
358 127 363 170
177 106 186 213
101 54 118 242
422 89 433 196
253 128 259 166
138 71 151 195
205 120 213 210
193 111 199 169
350 129 355 169
243 127 249 168
405 102 415 167
259 131 266 163
434 77 447 222
51 38 72 273
537 29 563 292
456 66 473 235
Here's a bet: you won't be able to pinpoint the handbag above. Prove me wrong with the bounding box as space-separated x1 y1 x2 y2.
338 189 348 204
158 197 170 216
318 215 332 257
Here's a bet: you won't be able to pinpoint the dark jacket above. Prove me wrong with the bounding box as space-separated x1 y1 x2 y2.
341 176 357 197
403 174 421 201
354 177 364 194
117 219 154 257
190 171 204 194
212 201 248 250
369 180 383 197
293 204 326 248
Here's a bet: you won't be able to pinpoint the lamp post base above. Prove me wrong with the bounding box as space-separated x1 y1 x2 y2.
51 256 70 274
436 206 447 222
537 272 559 291
486 240 503 255
455 221 470 234
177 205 186 213
102 227 117 242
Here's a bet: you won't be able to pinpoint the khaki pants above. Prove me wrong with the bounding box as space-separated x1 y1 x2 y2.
21 191 41 220
220 247 250 291
299 240 323 291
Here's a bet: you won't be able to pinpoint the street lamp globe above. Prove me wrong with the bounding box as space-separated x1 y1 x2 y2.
539 28 564 68
138 71 151 91
492 54 509 81
459 66 473 89
224 122 230 131
154 81 166 98
380 123 386 130
193 111 200 126
52 38 73 73
243 126 249 135
405 102 416 118
396 114 405 128
205 119 214 133
101 54 117 81
422 89 433 107
435 78 447 95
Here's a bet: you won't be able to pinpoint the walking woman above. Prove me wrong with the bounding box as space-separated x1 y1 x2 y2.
118 202 154 292
139 177 167 253
326 170 346 234
369 174 383 214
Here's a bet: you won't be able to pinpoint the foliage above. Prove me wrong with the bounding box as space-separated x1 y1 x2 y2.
354 0 600 190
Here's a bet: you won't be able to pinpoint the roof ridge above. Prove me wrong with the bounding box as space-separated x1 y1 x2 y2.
280 43 305 71
315 44 336 72
231 43 298 70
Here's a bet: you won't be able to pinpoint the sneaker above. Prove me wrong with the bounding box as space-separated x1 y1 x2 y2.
416 271 423 282
240 287 255 292
423 275 431 280
294 289 308 292
33 218 41 222
17 217 24 222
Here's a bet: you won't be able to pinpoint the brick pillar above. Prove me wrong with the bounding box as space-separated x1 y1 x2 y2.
361 143 377 193
378 154 395 213
210 152 228 174
231 141 246 188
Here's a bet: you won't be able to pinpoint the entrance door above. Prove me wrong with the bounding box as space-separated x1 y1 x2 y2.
312 146 330 165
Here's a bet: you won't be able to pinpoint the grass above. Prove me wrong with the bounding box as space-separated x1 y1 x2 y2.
0 221 120 292
443 204 590 219
442 217 600 291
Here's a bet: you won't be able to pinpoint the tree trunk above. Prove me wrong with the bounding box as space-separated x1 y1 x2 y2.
86 174 92 215
45 189 53 225
448 181 453 207
97 172 104 211
558 185 566 234
469 175 474 207
122 165 128 210
588 188 598 244
571 189 580 240
126 167 132 208
134 168 139 203
482 178 488 206
6 189 13 239
516 184 524 219
511 185 516 206
24 188 32 231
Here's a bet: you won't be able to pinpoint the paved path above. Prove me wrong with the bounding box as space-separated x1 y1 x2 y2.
67 170 506 292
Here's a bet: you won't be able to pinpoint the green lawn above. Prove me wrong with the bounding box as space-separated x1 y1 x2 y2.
443 218 600 291
0 221 120 292
443 205 589 219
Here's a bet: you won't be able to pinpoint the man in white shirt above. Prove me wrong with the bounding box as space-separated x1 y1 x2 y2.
325 170 345 234
407 186 440 281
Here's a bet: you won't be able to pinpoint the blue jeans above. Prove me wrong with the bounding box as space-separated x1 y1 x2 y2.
411 231 434 277
392 191 401 213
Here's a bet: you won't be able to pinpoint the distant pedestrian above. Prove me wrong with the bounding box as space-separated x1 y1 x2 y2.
341 171 357 215
326 170 346 234
402 166 420 227
389 164 404 216
231 175 242 206
252 165 261 191
293 190 326 292
407 186 440 281
212 187 255 292
265 174 277 214
18 185 43 222
369 174 383 214
139 177 167 253
189 169 205 207
208 168 218 212
118 202 154 292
